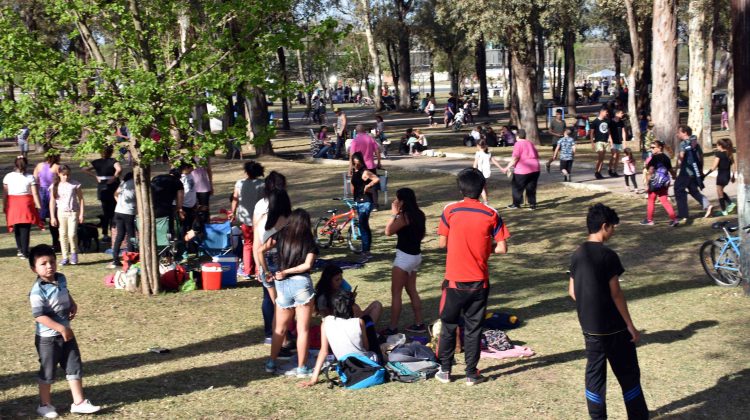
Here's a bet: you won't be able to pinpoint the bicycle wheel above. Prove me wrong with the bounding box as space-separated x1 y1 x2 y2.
715 243 743 287
699 240 725 285
314 217 334 249
347 218 363 254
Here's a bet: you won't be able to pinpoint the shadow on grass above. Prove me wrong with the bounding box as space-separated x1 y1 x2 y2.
481 320 720 380
654 368 750 418
0 327 264 394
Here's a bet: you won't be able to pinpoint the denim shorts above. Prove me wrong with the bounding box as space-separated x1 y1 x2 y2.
35 335 83 384
275 274 315 309
611 143 624 151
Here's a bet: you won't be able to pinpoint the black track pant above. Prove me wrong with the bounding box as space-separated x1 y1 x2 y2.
511 171 540 206
438 280 488 377
584 330 649 419
14 223 32 257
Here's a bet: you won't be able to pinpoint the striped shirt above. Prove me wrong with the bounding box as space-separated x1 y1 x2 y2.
29 273 71 337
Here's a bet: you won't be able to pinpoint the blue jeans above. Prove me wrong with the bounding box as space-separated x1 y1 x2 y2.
314 145 333 158
356 201 373 252
259 253 278 338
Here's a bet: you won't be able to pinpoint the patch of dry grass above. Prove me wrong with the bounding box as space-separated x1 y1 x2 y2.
1 158 748 419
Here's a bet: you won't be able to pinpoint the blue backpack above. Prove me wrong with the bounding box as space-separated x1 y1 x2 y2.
649 164 671 192
325 353 385 390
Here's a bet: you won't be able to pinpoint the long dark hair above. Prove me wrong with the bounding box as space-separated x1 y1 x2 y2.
264 171 287 197
52 164 71 200
265 188 292 231
397 188 426 241
314 264 343 314
351 151 365 169
276 208 316 271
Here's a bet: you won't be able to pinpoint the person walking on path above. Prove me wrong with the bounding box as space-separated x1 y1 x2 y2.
49 165 85 266
425 94 436 127
640 140 679 227
550 129 577 182
569 204 649 420
704 138 736 216
349 125 382 206
545 109 566 172
590 108 612 179
607 110 628 177
674 125 712 220
621 148 639 193
500 129 541 210
34 151 61 251
334 108 348 159
230 161 265 279
383 188 427 335
350 152 380 262
83 146 121 241
3 156 44 258
17 125 30 159
472 140 504 204
435 168 510 386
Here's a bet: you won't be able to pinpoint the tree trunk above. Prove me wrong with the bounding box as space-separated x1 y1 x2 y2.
651 0 679 152
613 41 622 89
638 32 653 115
132 163 159 294
511 49 540 144
249 86 273 156
535 29 545 114
429 50 435 99
551 47 558 101
397 31 411 110
702 23 717 149
277 47 290 130
450 69 460 98
386 41 399 98
360 0 382 110
688 0 714 149
625 0 643 145
564 30 577 115
508 49 520 125
475 34 489 117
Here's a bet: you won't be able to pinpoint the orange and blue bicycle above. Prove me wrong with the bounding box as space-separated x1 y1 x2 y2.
314 198 362 253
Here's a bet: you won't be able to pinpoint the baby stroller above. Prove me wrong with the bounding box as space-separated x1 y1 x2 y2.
452 108 466 132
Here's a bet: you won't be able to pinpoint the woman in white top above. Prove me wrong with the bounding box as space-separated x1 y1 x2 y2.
109 172 137 268
3 157 43 258
299 290 371 387
472 140 503 204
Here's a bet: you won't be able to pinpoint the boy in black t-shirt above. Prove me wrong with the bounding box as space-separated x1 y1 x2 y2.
569 204 648 419
589 108 611 179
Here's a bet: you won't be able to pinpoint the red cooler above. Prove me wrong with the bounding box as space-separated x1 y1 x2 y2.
202 263 223 290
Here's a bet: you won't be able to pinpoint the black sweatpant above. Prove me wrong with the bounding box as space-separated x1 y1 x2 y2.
511 171 540 207
113 213 136 264
438 280 488 377
674 174 709 219
584 330 649 420
97 183 118 236
14 223 32 257
624 174 638 189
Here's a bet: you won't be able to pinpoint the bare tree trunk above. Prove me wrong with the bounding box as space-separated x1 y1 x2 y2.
702 25 717 149
688 0 714 149
535 29 545 114
277 47 290 130
564 30 577 115
295 49 313 114
508 49 520 125
429 50 435 99
249 86 273 156
612 41 622 89
132 162 159 294
395 0 412 111
386 41 399 98
551 47 558 101
360 0 382 110
511 49 540 144
475 34 489 117
625 0 643 145
651 0 679 152
450 69 460 97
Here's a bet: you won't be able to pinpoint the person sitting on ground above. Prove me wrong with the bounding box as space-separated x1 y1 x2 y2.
399 128 414 155
311 126 335 159
499 126 515 147
298 289 381 388
314 264 382 323
484 125 499 147
407 129 428 155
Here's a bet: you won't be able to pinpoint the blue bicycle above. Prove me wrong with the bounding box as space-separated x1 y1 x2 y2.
699 221 747 287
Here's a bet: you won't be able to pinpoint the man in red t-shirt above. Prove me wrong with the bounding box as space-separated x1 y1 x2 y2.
435 168 510 385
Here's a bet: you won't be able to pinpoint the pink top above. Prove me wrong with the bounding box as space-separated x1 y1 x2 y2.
511 140 540 175
349 133 379 170
621 157 636 175
192 158 212 193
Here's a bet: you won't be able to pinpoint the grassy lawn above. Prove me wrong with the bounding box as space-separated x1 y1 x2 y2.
1 157 748 418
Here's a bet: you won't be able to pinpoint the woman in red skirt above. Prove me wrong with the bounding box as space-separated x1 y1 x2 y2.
3 157 43 258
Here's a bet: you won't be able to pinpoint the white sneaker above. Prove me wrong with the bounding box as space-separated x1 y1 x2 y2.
70 399 101 414
36 404 58 418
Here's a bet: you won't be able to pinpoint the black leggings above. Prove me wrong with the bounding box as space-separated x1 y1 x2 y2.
624 174 638 189
14 223 32 257
98 186 117 236
511 171 540 207
113 213 136 264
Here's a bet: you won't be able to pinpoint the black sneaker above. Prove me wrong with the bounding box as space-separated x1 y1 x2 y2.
611 171 620 177
405 323 427 333
380 327 399 336
466 373 488 386
563 174 569 182
277 347 295 360
594 172 604 179
529 205 537 211
506 204 519 209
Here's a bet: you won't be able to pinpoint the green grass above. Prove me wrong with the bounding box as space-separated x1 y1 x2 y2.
1 158 748 418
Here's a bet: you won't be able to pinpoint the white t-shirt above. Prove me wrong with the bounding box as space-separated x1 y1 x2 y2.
253 198 270 244
470 130 481 141
323 316 366 358
115 179 136 215
3 172 35 195
475 151 492 178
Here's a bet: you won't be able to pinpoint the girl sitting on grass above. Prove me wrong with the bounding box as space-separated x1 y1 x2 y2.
314 264 382 323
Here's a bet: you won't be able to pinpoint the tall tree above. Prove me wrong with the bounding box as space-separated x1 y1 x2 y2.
360 0 383 110
475 34 490 117
688 0 718 149
652 0 680 151
625 0 644 144
394 0 413 110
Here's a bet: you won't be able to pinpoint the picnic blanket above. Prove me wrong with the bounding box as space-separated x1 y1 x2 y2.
314 258 364 271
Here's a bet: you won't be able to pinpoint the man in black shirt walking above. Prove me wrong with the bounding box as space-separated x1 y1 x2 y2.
589 108 612 179
569 204 648 419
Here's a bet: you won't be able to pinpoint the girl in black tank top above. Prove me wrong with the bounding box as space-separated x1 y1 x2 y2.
349 152 379 257
383 188 427 334
706 138 735 214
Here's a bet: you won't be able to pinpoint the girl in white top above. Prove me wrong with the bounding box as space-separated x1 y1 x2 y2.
472 140 504 204
3 156 43 257
621 148 639 193
49 165 85 265
299 290 371 388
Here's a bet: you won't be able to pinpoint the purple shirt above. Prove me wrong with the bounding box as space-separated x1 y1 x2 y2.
511 140 540 175
192 158 211 193
349 133 379 170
